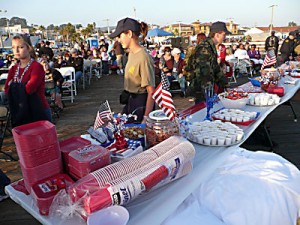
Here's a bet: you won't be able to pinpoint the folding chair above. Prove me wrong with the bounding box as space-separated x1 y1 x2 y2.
90 59 102 80
236 59 253 77
225 60 237 84
0 95 16 161
56 67 76 103
83 59 93 89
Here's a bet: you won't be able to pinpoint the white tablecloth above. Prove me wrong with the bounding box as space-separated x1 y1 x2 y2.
5 78 300 225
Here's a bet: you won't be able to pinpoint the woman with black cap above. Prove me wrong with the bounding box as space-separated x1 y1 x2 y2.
110 17 155 123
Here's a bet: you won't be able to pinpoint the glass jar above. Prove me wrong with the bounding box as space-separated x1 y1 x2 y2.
145 110 179 148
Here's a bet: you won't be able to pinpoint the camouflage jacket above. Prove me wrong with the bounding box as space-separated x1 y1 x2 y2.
185 38 227 101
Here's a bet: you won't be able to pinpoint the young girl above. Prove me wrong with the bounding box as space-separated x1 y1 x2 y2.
110 18 155 123
42 60 64 111
100 46 110 75
4 35 51 127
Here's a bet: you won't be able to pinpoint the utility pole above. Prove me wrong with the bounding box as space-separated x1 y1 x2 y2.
226 17 234 32
103 19 110 34
177 21 181 37
133 7 136 19
269 5 277 35
0 10 8 48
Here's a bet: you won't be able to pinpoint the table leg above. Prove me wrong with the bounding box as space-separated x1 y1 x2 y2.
283 100 297 122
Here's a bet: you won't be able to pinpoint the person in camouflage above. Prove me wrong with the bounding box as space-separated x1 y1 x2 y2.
185 21 230 103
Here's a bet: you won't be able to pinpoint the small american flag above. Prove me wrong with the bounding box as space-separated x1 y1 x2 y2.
94 100 112 130
261 49 277 69
152 73 176 120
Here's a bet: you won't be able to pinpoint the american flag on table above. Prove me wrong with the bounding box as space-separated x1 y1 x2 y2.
261 49 277 69
94 100 113 130
152 73 177 120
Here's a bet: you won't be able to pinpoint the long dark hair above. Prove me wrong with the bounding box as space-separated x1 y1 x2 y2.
132 21 148 40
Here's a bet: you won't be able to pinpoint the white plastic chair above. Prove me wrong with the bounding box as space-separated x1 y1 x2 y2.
90 59 102 79
236 58 253 77
56 67 76 103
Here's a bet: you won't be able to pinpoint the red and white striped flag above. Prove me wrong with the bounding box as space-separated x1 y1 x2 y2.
261 49 277 69
94 100 112 130
152 73 176 120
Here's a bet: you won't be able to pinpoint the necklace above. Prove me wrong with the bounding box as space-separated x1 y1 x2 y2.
14 58 34 83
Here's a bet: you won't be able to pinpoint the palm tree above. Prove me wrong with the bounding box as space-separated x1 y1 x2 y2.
30 27 37 36
39 25 46 39
53 26 59 41
288 21 297 27
60 23 75 43
86 24 94 34
81 28 90 39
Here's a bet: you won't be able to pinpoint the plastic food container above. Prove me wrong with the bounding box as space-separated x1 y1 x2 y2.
68 145 111 179
12 120 58 150
17 143 61 168
20 157 63 193
31 173 74 216
145 110 179 148
59 136 91 172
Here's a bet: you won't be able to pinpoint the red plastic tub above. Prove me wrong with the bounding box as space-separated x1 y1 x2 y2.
17 143 61 168
68 145 111 179
31 173 74 216
12 120 58 151
59 136 91 172
20 157 63 193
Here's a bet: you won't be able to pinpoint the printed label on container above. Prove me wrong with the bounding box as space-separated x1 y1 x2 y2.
38 183 51 193
106 155 184 206
78 145 96 154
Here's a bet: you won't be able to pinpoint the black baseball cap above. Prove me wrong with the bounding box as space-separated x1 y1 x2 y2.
109 17 140 38
210 21 231 35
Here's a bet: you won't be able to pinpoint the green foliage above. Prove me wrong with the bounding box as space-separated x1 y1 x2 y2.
288 21 297 27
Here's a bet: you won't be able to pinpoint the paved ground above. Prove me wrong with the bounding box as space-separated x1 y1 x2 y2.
0 72 299 225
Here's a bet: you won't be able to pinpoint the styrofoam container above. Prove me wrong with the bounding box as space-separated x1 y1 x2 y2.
59 136 91 171
68 145 111 179
31 173 74 216
12 120 58 151
17 143 61 168
20 157 63 193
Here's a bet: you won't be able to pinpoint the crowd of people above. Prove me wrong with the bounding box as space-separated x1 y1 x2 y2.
0 21 299 126
0 15 300 203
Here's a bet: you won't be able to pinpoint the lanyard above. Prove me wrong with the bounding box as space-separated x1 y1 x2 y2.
14 58 34 83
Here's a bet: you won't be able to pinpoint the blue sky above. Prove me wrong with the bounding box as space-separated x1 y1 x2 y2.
1 0 299 28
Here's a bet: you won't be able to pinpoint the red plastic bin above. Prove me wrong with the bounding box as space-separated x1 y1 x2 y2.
20 157 63 193
17 143 61 168
59 136 91 172
12 120 58 151
68 145 111 179
31 173 74 216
